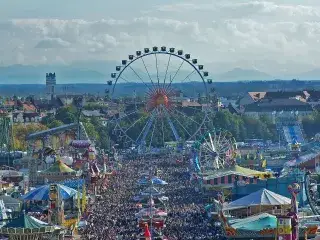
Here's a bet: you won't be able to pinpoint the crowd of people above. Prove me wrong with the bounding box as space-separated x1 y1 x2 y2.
82 155 225 239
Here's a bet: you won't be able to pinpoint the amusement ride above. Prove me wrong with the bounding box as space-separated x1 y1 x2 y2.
106 46 217 151
192 129 237 172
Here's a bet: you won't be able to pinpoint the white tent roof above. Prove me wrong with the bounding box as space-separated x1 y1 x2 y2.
225 188 291 210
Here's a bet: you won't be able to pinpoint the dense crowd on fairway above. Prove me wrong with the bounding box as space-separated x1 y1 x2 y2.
82 157 225 239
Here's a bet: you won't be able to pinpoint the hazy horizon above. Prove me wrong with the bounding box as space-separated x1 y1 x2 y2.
1 0 320 80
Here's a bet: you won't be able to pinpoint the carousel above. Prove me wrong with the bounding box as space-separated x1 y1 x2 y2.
135 172 169 240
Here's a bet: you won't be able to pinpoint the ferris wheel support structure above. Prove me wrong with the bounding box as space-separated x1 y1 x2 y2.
0 112 14 166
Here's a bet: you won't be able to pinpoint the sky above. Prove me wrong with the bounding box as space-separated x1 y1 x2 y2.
1 0 320 76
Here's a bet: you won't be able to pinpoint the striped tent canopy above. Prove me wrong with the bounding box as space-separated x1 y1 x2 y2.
21 184 81 201
39 160 80 177
203 165 271 180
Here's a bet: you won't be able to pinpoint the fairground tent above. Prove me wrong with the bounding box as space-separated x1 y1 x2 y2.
224 188 291 217
21 184 81 201
0 213 58 236
225 188 291 209
229 213 277 231
39 160 78 176
203 165 272 180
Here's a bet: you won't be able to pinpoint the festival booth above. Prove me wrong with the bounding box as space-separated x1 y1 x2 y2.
69 140 91 170
214 188 319 240
137 197 166 209
138 216 166 229
202 165 272 199
38 160 82 183
21 183 86 237
135 207 168 218
224 189 291 218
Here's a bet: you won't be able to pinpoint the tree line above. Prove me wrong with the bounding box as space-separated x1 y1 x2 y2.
11 106 320 151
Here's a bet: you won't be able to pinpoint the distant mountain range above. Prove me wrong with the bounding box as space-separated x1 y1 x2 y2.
214 68 272 81
0 62 320 84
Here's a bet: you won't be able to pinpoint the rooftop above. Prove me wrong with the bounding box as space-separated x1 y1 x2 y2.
244 98 313 112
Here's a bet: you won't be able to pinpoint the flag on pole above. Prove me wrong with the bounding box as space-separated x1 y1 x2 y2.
77 185 81 219
144 224 151 239
82 183 87 213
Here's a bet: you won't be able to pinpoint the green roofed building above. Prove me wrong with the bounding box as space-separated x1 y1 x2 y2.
0 213 61 239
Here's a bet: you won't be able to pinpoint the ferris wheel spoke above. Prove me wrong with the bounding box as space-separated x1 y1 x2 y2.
161 118 165 146
140 57 156 90
215 134 225 148
162 107 180 142
128 65 154 93
208 133 216 152
173 108 201 126
154 53 160 87
166 60 184 90
124 114 146 134
112 109 140 123
163 54 171 88
218 157 225 167
218 145 231 154
215 131 222 147
203 139 215 153
179 69 196 83
149 116 157 150
167 110 192 138
136 110 156 145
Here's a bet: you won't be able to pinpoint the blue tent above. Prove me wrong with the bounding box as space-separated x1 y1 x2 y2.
138 177 168 185
59 179 85 190
21 184 81 201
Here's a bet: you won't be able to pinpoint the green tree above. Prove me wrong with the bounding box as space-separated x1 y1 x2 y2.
55 106 78 124
48 120 64 129
13 123 48 150
41 114 56 125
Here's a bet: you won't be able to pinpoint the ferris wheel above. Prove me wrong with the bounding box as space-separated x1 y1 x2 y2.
107 46 216 150
192 129 237 172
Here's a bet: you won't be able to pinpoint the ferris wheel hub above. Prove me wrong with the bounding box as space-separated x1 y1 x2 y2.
147 88 171 112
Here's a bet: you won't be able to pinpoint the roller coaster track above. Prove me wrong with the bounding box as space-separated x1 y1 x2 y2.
304 172 320 218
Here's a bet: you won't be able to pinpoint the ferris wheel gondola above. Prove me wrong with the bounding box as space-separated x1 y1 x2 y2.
107 46 215 150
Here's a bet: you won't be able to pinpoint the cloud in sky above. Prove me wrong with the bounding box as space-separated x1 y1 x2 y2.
0 0 320 76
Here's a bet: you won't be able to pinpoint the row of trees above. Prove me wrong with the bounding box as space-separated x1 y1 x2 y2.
302 111 320 138
41 106 111 150
11 105 319 151
212 111 278 142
